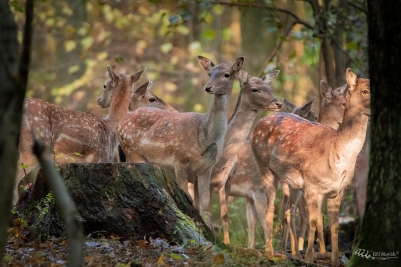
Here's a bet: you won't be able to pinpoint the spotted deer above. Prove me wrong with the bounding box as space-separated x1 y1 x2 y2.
251 69 370 266
282 81 347 254
14 66 145 204
207 69 282 245
118 55 245 220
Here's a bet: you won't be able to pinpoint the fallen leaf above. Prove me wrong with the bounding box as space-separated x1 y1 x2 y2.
136 239 148 247
157 255 165 266
214 254 225 264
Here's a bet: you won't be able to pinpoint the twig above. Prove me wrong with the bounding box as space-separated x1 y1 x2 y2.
348 1 367 14
32 139 84 267
209 1 314 30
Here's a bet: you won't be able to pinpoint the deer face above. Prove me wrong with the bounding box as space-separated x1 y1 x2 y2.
319 81 347 128
283 98 318 122
97 67 120 108
239 69 282 111
129 80 177 112
197 55 244 95
346 68 371 116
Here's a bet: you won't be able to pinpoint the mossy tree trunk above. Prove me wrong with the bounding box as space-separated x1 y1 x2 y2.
16 163 215 245
348 1 401 266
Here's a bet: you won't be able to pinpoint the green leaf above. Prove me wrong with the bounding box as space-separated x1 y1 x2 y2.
81 36 94 50
64 40 76 52
21 164 29 169
203 29 215 40
10 0 24 12
68 65 80 74
115 57 124 64
74 152 83 157
160 43 173 54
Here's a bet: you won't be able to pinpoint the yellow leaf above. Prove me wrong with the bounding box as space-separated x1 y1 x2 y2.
157 255 165 266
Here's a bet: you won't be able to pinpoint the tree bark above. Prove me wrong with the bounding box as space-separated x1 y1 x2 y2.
16 163 215 246
348 1 401 266
0 0 33 260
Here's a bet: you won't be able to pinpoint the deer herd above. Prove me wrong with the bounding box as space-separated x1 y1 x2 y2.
15 55 370 266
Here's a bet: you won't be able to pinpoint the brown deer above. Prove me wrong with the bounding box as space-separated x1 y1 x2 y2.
222 97 317 249
15 66 145 204
208 69 282 245
281 81 347 254
251 69 370 266
118 55 245 220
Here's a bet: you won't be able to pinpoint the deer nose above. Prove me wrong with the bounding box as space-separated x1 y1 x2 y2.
97 98 102 106
204 85 213 92
274 100 283 109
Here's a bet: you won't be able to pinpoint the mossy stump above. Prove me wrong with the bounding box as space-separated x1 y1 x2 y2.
16 163 214 244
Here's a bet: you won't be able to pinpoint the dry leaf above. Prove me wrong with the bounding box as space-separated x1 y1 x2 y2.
157 255 165 266
136 239 148 247
214 254 225 264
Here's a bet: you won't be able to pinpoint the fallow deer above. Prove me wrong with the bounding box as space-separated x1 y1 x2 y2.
251 69 370 266
281 81 347 254
15 66 145 204
208 69 282 245
118 55 245 220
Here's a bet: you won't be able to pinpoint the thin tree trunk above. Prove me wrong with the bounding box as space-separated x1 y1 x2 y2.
0 0 33 260
348 1 401 266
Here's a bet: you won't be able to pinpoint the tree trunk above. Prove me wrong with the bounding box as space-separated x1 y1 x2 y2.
348 1 401 266
0 0 33 260
16 163 215 245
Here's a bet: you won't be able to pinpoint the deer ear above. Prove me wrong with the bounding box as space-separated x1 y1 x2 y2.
131 67 147 84
107 66 119 82
133 80 151 98
320 80 333 100
232 56 245 72
283 98 297 113
346 68 357 89
263 70 280 86
299 98 315 114
238 69 248 84
338 83 348 95
197 55 215 71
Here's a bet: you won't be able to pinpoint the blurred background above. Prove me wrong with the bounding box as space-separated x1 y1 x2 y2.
10 0 367 249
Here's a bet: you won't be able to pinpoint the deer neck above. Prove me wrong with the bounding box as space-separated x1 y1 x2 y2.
332 102 369 167
203 93 231 145
103 82 131 131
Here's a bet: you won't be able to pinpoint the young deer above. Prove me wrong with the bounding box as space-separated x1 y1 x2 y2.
15 66 145 204
281 81 347 254
98 80 176 113
208 69 282 245
118 55 245 220
223 97 317 249
251 69 370 266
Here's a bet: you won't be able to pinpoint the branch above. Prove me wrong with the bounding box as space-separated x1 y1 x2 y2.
32 140 84 267
348 1 367 14
327 30 368 77
209 1 314 30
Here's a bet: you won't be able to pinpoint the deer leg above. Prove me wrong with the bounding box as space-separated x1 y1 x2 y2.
303 190 320 263
187 182 195 201
297 196 308 251
196 168 212 227
316 194 326 253
246 197 257 249
219 184 230 245
288 192 300 258
327 190 343 267
281 183 290 252
261 170 278 259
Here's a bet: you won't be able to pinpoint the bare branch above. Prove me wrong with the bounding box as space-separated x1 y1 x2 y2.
348 1 367 14
32 139 84 267
209 1 314 30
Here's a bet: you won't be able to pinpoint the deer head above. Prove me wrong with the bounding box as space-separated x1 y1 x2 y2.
97 66 146 108
197 55 244 95
345 68 371 116
238 69 282 111
283 98 317 121
129 80 177 112
318 81 347 129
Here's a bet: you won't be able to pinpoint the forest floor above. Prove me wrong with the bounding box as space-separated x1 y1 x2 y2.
1 221 340 267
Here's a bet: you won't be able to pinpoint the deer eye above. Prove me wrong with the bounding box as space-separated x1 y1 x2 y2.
208 73 211 77
224 73 230 78
103 85 106 89
149 97 157 102
362 90 369 95
251 88 259 93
